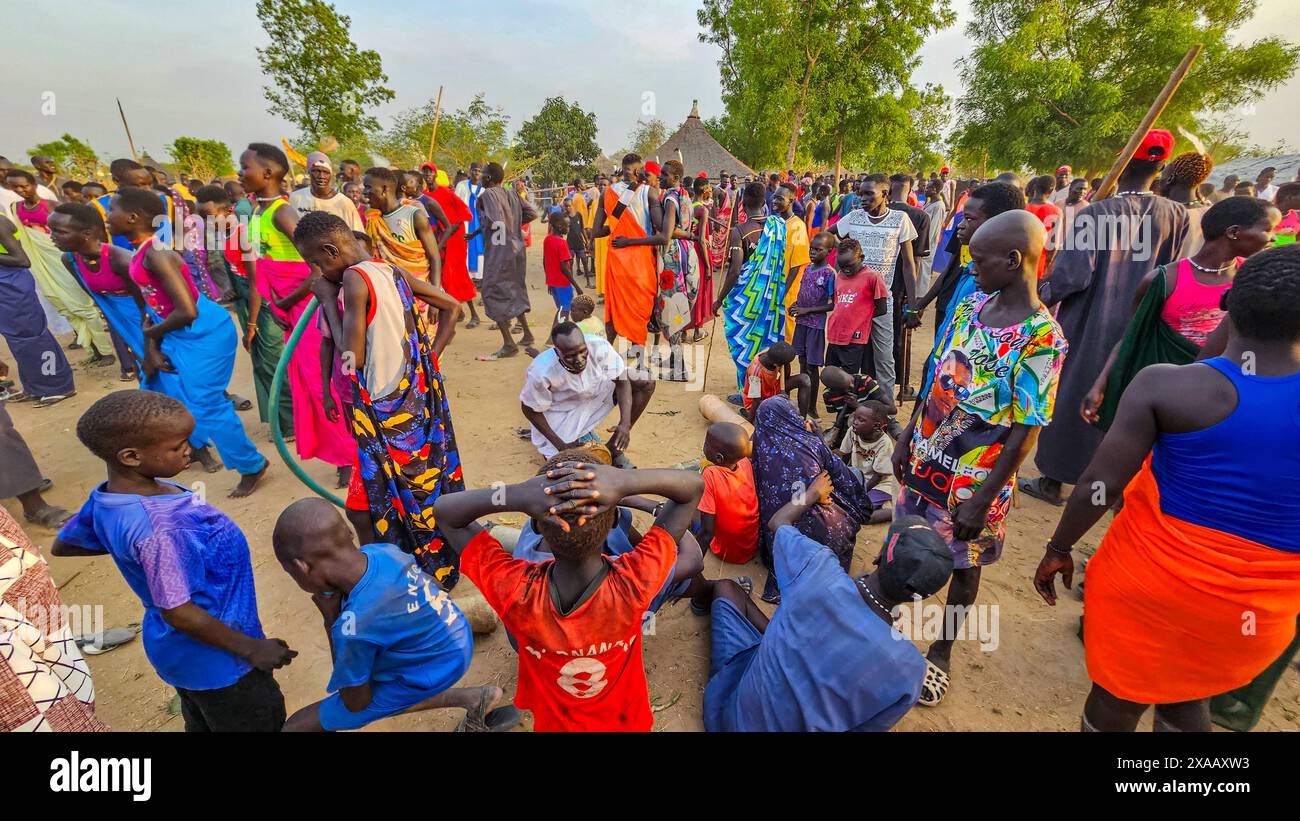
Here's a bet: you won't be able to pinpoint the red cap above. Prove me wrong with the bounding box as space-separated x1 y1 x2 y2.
697 171 709 178
644 160 662 176
420 162 437 173
1134 129 1174 162
940 166 950 174
1056 165 1072 175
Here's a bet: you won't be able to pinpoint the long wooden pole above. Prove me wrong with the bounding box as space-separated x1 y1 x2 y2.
426 86 445 163
116 98 140 163
1093 44 1202 202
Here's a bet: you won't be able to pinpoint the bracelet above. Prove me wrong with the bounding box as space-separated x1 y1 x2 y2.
1046 539 1072 556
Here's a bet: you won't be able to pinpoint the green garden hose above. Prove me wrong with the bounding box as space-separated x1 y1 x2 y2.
268 295 346 507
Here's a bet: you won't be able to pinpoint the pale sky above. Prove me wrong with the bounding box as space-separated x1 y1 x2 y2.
2 0 1296 167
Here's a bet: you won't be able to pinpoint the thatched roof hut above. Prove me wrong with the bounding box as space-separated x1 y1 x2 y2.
650 101 755 180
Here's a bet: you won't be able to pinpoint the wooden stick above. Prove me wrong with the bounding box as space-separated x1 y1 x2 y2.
116 98 139 163
426 86 445 163
1093 44 1202 202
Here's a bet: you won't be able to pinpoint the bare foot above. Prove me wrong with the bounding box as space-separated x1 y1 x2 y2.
229 462 269 498
466 318 481 329
191 446 223 473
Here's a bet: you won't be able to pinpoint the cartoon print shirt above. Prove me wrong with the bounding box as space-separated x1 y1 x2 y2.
906 292 1066 526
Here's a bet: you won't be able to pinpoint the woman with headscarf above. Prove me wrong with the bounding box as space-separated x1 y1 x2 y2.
752 395 875 602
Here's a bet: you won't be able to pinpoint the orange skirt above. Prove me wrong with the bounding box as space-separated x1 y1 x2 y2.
1084 460 1300 703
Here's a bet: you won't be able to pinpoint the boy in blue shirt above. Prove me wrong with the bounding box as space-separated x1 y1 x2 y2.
273 498 521 732
699 471 955 731
53 389 295 732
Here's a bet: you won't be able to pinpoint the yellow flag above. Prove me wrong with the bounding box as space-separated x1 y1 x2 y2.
281 138 307 169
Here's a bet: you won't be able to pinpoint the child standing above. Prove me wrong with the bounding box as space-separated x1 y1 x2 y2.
697 422 760 564
53 391 295 731
825 236 888 378
789 232 836 412
293 211 466 585
564 198 591 288
836 401 895 523
544 211 583 325
433 464 704 732
273 498 520 732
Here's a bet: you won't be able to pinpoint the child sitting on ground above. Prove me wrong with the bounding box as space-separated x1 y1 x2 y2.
433 463 704 732
742 341 812 420
694 472 954 731
273 498 520 732
836 401 895 523
53 390 295 732
569 293 606 337
820 365 897 450
544 211 584 326
697 422 760 565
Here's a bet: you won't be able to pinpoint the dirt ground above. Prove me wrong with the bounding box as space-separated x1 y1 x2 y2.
8 242 1297 733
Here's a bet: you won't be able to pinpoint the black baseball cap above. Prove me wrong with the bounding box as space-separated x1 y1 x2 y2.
872 515 954 601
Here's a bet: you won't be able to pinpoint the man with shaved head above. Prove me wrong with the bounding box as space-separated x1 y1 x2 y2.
892 209 1067 708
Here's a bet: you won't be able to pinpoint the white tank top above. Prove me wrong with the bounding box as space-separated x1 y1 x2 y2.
347 260 409 399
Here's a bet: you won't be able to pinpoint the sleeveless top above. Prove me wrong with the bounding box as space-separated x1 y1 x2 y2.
1159 258 1230 346
129 237 198 318
251 198 303 261
75 243 129 294
381 203 423 244
16 199 51 232
347 260 409 399
1152 357 1300 552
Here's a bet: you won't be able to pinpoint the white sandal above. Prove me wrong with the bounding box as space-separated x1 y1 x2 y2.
919 659 950 707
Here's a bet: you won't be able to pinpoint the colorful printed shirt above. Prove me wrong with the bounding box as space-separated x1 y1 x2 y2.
906 292 1066 530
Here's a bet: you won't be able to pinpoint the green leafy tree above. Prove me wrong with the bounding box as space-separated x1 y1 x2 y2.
699 0 952 170
376 93 514 172
167 137 235 180
254 0 395 144
954 0 1299 173
623 119 668 160
514 97 601 186
28 133 101 179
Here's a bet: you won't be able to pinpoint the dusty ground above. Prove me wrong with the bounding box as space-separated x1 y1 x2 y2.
8 243 1297 733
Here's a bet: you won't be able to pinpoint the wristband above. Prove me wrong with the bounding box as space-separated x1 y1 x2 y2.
1046 539 1072 556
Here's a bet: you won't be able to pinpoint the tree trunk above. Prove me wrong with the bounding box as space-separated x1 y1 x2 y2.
833 131 843 187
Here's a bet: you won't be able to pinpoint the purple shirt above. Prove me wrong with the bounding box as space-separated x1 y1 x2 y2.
58 481 264 690
795 264 834 329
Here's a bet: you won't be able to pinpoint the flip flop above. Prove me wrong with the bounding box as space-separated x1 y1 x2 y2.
35 393 74 408
476 347 520 362
76 624 141 655
24 506 73 528
1018 476 1065 506
918 659 950 707
227 393 253 411
455 690 524 732
119 371 138 382
2 390 32 402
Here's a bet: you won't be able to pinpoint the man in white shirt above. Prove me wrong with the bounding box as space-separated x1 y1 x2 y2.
288 152 362 230
1256 167 1279 202
1049 165 1073 207
519 323 655 468
831 175 918 399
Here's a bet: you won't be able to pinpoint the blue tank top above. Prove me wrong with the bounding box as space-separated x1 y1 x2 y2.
1151 357 1300 552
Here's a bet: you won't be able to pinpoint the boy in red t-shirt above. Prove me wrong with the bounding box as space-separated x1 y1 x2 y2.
434 463 704 732
741 341 812 420
543 211 584 327
696 422 759 565
825 236 888 377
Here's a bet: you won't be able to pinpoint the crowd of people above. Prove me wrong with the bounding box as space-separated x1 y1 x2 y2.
1 127 1298 733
